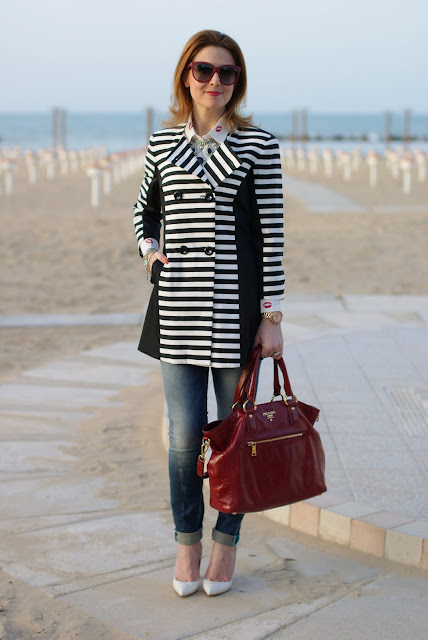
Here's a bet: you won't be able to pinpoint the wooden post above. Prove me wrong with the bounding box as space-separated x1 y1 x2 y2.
285 148 295 170
2 159 16 195
308 148 318 174
403 109 411 149
400 155 412 194
291 110 298 148
52 107 58 150
366 151 379 188
384 111 391 149
86 164 103 207
146 107 154 146
322 149 333 176
24 151 37 184
60 108 67 149
342 153 352 181
296 148 306 171
415 152 426 182
300 108 307 146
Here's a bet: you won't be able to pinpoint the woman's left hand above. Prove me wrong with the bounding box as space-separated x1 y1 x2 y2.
253 318 283 359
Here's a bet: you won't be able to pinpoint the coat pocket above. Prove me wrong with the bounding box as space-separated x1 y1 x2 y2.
150 259 164 285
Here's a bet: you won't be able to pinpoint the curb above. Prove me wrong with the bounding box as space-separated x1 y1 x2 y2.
263 495 428 570
162 411 427 570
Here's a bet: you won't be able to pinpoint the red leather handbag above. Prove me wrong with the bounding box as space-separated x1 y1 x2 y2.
197 345 327 514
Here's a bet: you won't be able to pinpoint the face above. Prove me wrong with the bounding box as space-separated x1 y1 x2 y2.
184 46 237 115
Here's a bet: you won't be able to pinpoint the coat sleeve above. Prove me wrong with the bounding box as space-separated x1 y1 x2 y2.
132 135 162 258
253 135 285 311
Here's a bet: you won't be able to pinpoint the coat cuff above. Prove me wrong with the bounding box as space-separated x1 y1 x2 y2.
139 237 159 256
260 299 283 313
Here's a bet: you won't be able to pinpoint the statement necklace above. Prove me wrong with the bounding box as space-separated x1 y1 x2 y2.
190 135 220 164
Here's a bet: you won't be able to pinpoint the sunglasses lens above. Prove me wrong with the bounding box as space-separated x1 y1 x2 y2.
219 66 238 85
193 63 214 82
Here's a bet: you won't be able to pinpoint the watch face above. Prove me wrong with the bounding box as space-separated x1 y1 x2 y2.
272 311 283 323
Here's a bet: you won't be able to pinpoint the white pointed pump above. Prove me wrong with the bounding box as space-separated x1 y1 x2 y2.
203 544 236 596
173 577 200 597
202 577 233 596
172 541 202 597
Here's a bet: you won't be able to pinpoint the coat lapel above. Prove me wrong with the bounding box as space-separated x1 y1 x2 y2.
167 129 243 188
167 134 207 182
202 139 243 189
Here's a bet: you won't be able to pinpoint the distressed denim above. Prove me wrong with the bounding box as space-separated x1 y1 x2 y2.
160 362 245 547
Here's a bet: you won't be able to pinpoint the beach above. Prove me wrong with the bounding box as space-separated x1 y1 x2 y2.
1 151 428 380
1 148 428 638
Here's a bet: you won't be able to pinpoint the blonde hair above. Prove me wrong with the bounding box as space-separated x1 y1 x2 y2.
164 30 253 130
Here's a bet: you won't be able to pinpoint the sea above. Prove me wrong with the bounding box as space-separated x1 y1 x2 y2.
1 112 428 154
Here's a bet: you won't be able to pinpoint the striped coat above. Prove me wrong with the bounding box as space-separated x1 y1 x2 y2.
133 124 285 368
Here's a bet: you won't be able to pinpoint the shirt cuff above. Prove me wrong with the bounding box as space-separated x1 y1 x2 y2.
139 238 159 256
260 299 283 313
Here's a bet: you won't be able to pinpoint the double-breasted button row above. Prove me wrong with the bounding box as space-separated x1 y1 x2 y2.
179 246 215 256
173 191 215 201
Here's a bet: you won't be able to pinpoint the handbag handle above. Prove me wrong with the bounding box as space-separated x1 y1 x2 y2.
233 345 262 405
233 346 296 408
273 357 294 398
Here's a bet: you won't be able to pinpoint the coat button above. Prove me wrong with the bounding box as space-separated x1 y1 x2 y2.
205 192 214 201
179 245 188 254
204 247 214 256
174 191 182 200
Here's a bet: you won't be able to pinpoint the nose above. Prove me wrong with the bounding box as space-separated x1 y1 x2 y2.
209 71 221 85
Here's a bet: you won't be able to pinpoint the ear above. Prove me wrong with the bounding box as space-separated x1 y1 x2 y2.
183 71 190 88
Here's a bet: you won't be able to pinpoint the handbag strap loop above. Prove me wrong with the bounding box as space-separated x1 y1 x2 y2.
273 357 294 398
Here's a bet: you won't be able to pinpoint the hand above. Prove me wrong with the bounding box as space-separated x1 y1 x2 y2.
253 318 283 359
148 250 168 271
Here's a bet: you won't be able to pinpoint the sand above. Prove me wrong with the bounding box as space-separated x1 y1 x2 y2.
2 152 428 382
1 148 428 637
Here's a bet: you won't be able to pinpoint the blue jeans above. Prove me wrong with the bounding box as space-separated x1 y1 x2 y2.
160 362 245 547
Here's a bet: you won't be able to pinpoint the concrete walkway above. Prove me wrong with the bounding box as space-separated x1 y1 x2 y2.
0 294 427 638
284 175 367 213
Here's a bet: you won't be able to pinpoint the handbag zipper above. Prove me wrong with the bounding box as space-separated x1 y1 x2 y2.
247 433 303 456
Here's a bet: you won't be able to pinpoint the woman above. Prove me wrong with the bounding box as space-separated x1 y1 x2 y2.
133 30 284 597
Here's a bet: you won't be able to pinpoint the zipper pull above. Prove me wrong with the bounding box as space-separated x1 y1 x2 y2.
248 441 257 456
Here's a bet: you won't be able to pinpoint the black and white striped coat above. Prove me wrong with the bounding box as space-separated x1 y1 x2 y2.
133 124 285 368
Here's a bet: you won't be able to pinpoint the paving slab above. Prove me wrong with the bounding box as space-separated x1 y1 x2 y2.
82 341 150 364
0 383 122 410
0 312 143 328
284 175 367 213
374 204 428 214
0 440 76 473
22 359 149 387
56 532 381 640
0 408 92 422
342 294 428 314
0 475 118 519
1 512 176 588
0 295 427 639
0 415 76 440
265 573 428 640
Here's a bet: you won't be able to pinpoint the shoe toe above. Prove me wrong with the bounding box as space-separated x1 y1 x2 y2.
173 578 199 597
203 578 233 596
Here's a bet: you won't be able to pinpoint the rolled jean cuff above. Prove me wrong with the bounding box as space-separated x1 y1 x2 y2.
175 529 202 545
212 527 240 547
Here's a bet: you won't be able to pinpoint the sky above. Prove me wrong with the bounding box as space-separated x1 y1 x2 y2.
1 0 427 113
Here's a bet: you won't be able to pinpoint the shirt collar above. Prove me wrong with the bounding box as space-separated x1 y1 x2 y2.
184 113 229 144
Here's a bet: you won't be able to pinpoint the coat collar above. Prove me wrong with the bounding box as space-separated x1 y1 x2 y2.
184 113 229 145
166 123 243 190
